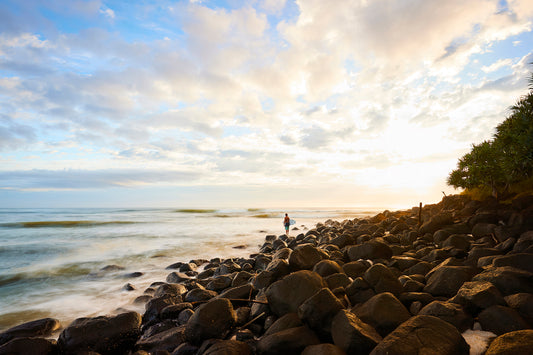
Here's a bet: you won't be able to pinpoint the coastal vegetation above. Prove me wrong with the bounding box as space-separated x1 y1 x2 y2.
447 70 533 199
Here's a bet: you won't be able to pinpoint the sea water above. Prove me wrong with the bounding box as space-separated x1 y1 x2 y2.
0 207 380 332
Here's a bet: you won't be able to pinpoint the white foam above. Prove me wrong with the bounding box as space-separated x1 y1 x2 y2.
462 327 497 355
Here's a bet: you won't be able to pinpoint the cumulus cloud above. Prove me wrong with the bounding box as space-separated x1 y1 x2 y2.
0 0 532 205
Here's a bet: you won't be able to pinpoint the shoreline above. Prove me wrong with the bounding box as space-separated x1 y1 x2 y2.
1 195 532 354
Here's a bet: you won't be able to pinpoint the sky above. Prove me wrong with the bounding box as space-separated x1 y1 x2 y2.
1 0 533 209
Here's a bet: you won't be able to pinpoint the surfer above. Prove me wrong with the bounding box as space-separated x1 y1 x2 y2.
283 213 290 236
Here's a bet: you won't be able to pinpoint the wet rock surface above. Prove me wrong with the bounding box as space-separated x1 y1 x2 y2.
1 193 532 354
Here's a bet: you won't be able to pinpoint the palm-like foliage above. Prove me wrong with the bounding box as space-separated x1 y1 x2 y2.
448 70 533 197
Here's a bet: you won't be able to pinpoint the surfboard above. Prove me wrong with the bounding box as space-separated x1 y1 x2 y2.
290 219 296 225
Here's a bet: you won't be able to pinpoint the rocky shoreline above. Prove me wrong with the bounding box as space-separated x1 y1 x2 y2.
1 194 532 355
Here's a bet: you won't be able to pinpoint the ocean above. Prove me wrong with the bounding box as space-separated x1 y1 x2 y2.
0 207 381 332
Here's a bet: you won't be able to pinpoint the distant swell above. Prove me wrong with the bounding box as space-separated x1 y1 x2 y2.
173 209 217 213
1 221 137 228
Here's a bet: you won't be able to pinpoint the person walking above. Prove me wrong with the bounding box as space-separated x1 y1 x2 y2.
283 213 290 236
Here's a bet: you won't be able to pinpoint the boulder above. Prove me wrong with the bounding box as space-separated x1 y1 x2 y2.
330 234 358 249
184 298 237 345
504 293 533 325
419 212 454 235
232 271 254 287
0 337 57 355
183 289 218 303
265 259 291 279
135 325 186 353
478 305 530 335
154 283 188 297
298 288 344 340
389 256 420 271
418 301 473 332
264 313 303 336
143 295 182 326
450 281 505 314
472 266 533 295
491 254 533 273
442 234 472 250
302 343 348 355
206 275 232 291
0 318 61 345
58 311 142 355
266 270 326 316
424 266 476 297
472 223 497 239
312 260 343 277
256 325 320 355
167 272 192 283
352 292 411 337
160 303 193 320
513 231 533 253
363 264 403 296
485 329 533 355
345 277 376 305
216 284 255 300
342 261 370 278
347 240 392 261
404 261 433 276
325 273 352 290
289 244 327 270
331 309 382 355
251 270 276 290
199 339 252 355
369 315 469 355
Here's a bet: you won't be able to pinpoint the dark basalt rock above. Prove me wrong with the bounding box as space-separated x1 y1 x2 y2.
346 240 393 261
184 298 237 345
450 281 505 314
143 294 182 326
478 305 530 335
298 288 344 341
363 264 403 296
0 337 57 355
423 266 477 297
154 283 188 297
352 292 411 337
58 311 142 355
199 339 252 355
472 266 533 295
265 270 326 316
135 325 186 353
0 317 61 346
331 309 382 355
264 313 302 336
485 329 533 355
369 315 469 355
504 293 533 325
289 244 327 270
418 300 473 332
302 343 348 355
491 253 533 273
324 273 352 290
342 260 370 278
256 325 320 355
265 258 291 279
216 283 255 300
312 259 343 277
183 288 217 303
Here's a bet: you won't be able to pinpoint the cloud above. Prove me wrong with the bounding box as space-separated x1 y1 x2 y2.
0 115 38 150
0 169 202 190
0 0 532 206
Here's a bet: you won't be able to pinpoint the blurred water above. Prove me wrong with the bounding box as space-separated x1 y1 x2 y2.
0 207 380 332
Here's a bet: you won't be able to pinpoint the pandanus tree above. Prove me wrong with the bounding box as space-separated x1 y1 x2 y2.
448 70 533 198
